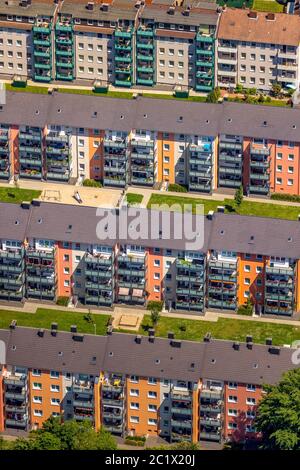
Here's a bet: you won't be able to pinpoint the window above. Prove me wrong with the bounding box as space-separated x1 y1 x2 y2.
130 402 139 410
246 384 256 392
148 391 157 399
130 416 139 423
33 383 42 390
51 398 60 406
33 396 42 404
228 395 238 403
51 384 60 393
250 53 256 60
130 389 139 397
50 371 59 379
130 375 139 383
288 154 294 161
163 144 170 151
168 49 174 56
148 418 157 425
244 265 251 272
276 177 282 184
148 404 157 412
63 267 70 274
64 280 70 287
256 266 262 273
159 48 165 55
34 410 43 417
154 273 160 280
246 397 256 405
288 179 294 186
148 377 157 385
260 55 265 62
277 165 282 172
32 369 41 376
228 422 237 429
228 382 238 389
63 254 69 262
244 278 250 286
288 166 294 174
276 153 282 159
228 409 238 416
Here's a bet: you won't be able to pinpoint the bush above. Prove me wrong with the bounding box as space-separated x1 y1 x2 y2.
168 183 188 193
271 193 300 203
82 179 102 188
124 439 145 447
238 299 253 316
126 435 146 442
206 87 221 103
147 301 163 312
179 324 186 332
56 296 69 307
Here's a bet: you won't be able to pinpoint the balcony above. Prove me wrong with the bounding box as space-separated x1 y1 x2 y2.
5 418 27 429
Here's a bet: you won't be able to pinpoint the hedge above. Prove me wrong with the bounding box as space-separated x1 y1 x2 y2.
271 193 300 203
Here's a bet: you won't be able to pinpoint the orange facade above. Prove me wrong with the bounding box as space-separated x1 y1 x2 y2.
146 249 164 302
157 132 175 184
28 369 64 430
126 376 160 436
88 129 104 181
237 254 267 308
56 243 73 298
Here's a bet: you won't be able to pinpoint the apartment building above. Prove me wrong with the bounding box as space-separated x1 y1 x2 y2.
0 326 296 443
0 200 300 317
2 90 300 195
216 8 300 92
0 0 220 91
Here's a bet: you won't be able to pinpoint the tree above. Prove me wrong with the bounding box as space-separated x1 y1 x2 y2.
256 368 300 450
206 87 221 103
234 185 243 206
11 417 117 451
150 308 160 327
272 82 282 98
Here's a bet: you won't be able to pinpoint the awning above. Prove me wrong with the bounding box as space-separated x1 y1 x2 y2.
119 287 129 296
132 289 143 297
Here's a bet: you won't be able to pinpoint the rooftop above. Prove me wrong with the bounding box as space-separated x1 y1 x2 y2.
217 8 300 46
60 0 139 22
0 0 58 18
1 200 300 258
2 90 300 141
140 1 219 26
0 326 297 384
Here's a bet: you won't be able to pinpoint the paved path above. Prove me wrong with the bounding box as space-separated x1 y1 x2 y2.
1 302 300 328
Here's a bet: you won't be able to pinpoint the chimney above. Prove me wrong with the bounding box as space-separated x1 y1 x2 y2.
266 337 272 346
248 11 258 19
217 206 225 213
31 199 41 207
51 322 58 336
266 13 275 21
204 332 211 342
107 325 113 335
21 201 31 209
72 333 84 342
269 346 280 355
247 342 253 350
70 325 77 334
167 331 175 339
148 328 155 337
101 3 109 11
168 6 175 15
298 214 300 221
233 341 240 351
37 328 44 338
135 335 142 344
10 320 17 329
171 339 181 348
246 334 253 343
207 210 214 220
86 1 94 10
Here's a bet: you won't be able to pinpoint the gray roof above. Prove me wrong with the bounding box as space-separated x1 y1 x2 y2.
2 91 300 141
140 5 218 26
60 0 138 22
1 201 300 258
0 0 57 17
0 327 297 384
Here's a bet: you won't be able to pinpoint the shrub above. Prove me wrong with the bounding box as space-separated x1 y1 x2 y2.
168 183 188 193
124 439 145 447
126 435 146 442
56 296 69 307
82 179 102 188
271 193 300 203
147 300 163 312
179 324 186 332
238 299 253 316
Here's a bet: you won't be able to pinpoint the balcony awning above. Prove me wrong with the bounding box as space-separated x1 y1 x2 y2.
119 287 129 296
132 289 143 297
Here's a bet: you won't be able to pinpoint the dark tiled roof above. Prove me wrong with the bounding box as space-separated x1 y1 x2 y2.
0 327 297 385
1 201 300 258
2 91 300 142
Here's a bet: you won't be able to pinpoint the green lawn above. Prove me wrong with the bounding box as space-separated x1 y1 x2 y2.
143 93 206 103
217 0 253 7
126 193 144 205
128 315 300 347
253 0 284 12
5 84 49 94
0 308 110 335
147 193 300 221
0 187 41 203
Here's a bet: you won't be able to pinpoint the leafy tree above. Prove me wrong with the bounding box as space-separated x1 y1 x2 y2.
11 417 117 451
235 83 243 93
272 82 282 98
234 185 243 206
170 441 200 450
256 368 300 450
206 87 221 103
150 309 160 327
